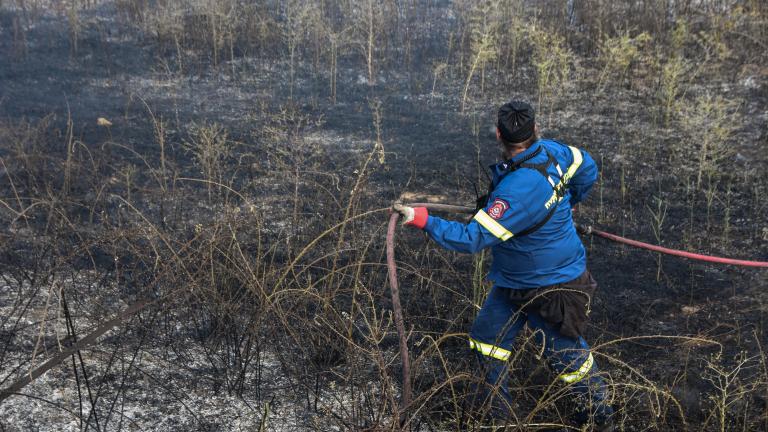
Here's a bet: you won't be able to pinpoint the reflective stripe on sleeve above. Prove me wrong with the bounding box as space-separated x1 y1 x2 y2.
473 210 514 241
469 338 512 361
558 352 594 384
561 146 583 184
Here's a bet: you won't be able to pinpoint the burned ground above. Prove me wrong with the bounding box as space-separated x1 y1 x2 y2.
0 1 767 431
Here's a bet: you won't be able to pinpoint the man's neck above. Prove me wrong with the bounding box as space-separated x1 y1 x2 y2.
504 144 530 160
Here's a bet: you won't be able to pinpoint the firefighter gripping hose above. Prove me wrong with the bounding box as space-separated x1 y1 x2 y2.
386 98 767 431
386 200 767 418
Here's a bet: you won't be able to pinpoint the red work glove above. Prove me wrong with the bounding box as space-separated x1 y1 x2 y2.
392 202 428 229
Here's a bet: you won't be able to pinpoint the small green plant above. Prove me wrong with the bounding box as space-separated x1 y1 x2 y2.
184 122 231 202
684 175 696 250
66 1 80 56
122 164 137 202
363 0 377 86
680 93 741 188
693 9 738 67
431 62 448 98
529 25 575 127
325 27 351 104
703 173 719 231
460 1 499 112
596 31 652 92
702 351 757 432
656 20 708 126
677 93 741 242
646 194 668 282
257 399 270 432
282 1 316 99
658 55 691 126
671 19 690 54
471 250 489 308
495 0 526 79
349 0 381 86
461 28 496 112
721 180 733 246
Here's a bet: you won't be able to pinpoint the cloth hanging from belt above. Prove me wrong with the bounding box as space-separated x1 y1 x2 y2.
507 270 597 339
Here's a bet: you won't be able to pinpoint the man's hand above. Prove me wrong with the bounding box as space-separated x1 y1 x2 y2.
392 202 415 224
392 202 428 229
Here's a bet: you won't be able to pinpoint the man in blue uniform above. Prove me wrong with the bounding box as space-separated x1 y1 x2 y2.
393 100 613 430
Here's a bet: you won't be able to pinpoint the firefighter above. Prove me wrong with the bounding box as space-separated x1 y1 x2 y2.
393 100 614 430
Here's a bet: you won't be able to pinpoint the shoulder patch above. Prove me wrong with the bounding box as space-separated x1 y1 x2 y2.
487 198 510 220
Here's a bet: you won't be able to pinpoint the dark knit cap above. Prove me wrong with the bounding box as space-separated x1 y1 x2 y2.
497 100 535 143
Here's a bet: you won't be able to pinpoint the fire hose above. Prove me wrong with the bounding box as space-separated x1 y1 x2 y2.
386 202 768 412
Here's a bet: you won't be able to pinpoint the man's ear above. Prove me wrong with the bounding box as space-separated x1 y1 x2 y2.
496 127 502 141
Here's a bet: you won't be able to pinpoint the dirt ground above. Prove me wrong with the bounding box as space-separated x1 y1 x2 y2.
1 1 767 431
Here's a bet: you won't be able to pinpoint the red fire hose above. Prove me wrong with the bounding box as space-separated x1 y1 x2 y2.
386 212 412 413
399 202 768 268
576 225 768 268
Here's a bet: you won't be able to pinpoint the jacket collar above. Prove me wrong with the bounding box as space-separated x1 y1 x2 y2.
490 140 543 183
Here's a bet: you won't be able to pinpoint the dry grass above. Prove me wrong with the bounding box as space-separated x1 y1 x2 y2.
0 1 767 430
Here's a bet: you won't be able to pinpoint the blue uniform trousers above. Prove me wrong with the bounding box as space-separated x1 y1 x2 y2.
468 285 612 424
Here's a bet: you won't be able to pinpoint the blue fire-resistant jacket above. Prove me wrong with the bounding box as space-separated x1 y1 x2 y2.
422 139 598 289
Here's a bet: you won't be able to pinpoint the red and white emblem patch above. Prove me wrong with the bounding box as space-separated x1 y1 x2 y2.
487 199 509 220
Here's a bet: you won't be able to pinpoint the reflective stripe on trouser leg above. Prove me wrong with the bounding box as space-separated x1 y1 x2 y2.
468 286 525 420
557 351 612 424
469 337 512 361
558 352 594 383
524 312 612 424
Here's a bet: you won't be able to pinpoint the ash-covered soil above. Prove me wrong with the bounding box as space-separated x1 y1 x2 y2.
1 1 767 431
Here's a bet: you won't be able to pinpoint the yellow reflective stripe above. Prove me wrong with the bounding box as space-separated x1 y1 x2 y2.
473 210 514 241
469 338 511 361
558 352 594 384
544 190 559 209
544 146 584 210
561 146 583 184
